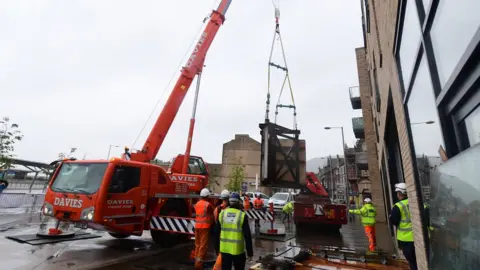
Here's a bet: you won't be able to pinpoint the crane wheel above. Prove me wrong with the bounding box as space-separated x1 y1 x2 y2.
108 233 130 239
150 199 189 248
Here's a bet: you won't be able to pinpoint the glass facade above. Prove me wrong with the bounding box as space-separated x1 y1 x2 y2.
396 0 480 268
407 56 445 156
430 0 480 87
398 0 421 88
464 105 480 147
430 144 480 269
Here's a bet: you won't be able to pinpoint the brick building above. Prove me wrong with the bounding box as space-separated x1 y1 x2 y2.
357 0 480 269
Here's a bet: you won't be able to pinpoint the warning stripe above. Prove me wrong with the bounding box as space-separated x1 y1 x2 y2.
245 209 274 221
150 216 195 235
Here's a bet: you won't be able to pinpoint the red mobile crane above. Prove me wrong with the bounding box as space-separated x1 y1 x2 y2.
40 0 233 247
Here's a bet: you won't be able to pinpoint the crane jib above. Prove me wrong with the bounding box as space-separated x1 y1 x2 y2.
217 0 233 16
186 32 208 69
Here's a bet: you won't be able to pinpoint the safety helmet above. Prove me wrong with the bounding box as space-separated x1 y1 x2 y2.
395 183 407 194
256 192 260 197
200 188 210 197
229 192 241 203
268 199 273 204
364 198 372 203
220 189 230 199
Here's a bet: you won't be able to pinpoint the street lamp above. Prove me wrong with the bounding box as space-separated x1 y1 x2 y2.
324 126 348 206
411 120 435 125
107 145 120 159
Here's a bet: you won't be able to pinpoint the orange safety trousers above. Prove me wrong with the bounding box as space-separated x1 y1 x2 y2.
194 228 210 269
212 253 222 270
364 225 376 252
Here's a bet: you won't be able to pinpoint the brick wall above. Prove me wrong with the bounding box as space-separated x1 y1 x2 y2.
355 48 386 223
359 0 428 268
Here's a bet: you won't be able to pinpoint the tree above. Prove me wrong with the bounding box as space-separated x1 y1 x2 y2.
225 157 245 193
0 117 24 174
58 148 77 160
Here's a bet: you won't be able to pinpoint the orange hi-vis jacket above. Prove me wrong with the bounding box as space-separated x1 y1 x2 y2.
244 196 251 210
254 198 264 209
213 202 228 223
194 199 214 229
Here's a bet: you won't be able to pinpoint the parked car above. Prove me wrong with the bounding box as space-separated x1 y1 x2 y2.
242 192 270 208
270 192 294 211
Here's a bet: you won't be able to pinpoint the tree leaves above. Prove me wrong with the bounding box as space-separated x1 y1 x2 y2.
0 117 23 178
225 157 246 193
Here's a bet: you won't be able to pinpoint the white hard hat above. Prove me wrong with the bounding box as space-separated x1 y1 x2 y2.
220 189 230 199
268 199 273 204
364 198 372 203
200 188 210 197
395 183 407 194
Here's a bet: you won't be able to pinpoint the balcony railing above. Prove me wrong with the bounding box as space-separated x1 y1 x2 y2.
349 86 361 109
352 117 365 139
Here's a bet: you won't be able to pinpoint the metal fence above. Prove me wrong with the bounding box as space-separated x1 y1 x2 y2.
0 193 45 211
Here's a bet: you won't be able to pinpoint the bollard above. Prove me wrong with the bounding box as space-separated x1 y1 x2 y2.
267 201 278 234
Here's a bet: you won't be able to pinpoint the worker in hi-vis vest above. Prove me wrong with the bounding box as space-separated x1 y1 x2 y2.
349 197 377 252
214 192 253 269
194 188 214 270
389 183 418 270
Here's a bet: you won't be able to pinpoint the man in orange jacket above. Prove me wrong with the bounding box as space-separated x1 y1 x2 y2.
253 193 264 227
212 189 230 270
243 194 251 210
194 188 214 270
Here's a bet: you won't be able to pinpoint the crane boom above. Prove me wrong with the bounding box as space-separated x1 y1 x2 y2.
130 0 233 162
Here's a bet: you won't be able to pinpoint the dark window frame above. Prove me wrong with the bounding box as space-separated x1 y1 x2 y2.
108 165 141 194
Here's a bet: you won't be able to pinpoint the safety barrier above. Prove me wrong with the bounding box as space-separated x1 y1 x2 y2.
0 193 45 211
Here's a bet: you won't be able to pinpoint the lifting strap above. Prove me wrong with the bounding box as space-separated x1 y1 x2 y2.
265 0 298 130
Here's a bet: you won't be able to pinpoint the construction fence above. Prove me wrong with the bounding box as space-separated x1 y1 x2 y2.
0 193 45 212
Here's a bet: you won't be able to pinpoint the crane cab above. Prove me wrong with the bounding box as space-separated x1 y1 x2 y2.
167 154 210 193
42 158 185 236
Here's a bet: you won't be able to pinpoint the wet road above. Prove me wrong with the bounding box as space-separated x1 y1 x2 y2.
0 211 399 270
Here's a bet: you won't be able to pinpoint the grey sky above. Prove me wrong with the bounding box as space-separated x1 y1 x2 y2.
1 0 364 164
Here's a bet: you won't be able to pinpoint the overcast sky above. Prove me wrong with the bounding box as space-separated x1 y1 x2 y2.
1 0 364 164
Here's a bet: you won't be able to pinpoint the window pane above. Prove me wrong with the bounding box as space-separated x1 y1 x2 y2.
464 105 480 146
430 0 480 87
429 144 480 268
407 56 445 156
422 0 431 11
399 0 421 89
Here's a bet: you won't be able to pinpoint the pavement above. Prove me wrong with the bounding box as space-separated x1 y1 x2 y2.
0 211 399 270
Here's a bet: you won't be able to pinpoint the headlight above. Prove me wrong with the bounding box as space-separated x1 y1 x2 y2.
80 207 95 221
42 203 53 216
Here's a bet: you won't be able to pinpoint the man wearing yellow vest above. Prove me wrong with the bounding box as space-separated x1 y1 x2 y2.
389 183 417 270
349 197 377 252
214 192 253 269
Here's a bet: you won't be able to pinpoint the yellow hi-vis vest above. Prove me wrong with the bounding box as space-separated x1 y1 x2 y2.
282 201 294 214
395 199 414 242
349 203 376 225
219 208 246 255
424 203 434 238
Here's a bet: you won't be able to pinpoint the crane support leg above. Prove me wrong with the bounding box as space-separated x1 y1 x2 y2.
182 73 203 174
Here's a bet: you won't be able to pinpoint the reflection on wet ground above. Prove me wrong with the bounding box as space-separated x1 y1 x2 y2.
0 210 400 270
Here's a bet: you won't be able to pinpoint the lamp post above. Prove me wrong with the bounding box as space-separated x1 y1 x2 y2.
107 145 120 159
325 126 348 206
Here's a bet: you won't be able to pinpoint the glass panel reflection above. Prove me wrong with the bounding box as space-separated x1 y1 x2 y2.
464 105 480 147
399 0 421 89
430 144 480 269
430 0 480 87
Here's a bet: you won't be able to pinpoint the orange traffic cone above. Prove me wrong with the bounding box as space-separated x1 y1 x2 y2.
213 253 222 270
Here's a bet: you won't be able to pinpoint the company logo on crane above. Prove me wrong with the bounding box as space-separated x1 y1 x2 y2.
54 197 83 208
186 32 208 68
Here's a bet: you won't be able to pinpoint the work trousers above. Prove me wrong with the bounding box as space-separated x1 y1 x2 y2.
194 228 210 269
400 241 417 270
221 252 246 270
363 225 376 251
282 212 292 223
